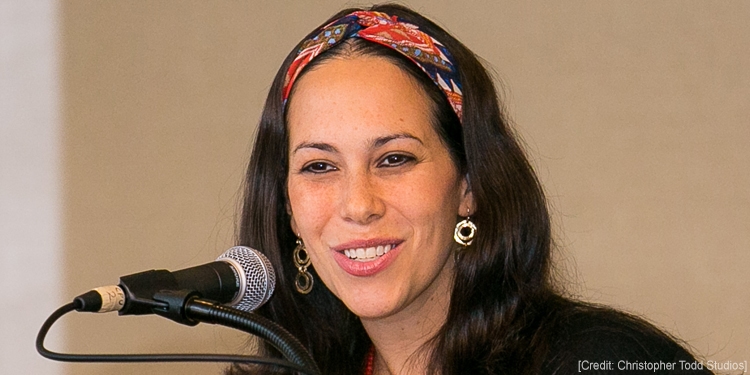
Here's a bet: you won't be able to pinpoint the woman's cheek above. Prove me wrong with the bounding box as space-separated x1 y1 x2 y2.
288 178 337 233
394 170 460 219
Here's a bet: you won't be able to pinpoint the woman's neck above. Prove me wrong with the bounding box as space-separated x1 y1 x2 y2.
360 259 454 375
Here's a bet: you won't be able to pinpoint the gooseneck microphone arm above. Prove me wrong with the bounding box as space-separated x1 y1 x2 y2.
36 295 321 375
186 298 319 373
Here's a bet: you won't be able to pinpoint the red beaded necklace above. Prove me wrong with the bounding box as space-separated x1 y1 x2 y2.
363 346 375 375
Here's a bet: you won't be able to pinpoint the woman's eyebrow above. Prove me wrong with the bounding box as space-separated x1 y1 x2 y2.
293 133 423 154
370 132 423 149
292 142 339 154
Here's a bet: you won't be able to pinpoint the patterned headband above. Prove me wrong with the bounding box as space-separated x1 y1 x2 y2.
282 10 463 122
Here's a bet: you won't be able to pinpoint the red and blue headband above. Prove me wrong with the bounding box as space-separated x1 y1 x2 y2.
282 10 463 122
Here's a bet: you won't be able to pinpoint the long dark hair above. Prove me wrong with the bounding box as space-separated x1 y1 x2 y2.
232 4 683 375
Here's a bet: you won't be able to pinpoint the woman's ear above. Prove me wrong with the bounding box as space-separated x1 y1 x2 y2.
286 196 299 234
290 215 299 235
458 175 475 216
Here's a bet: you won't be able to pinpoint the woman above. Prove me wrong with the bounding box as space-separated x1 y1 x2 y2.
234 4 710 374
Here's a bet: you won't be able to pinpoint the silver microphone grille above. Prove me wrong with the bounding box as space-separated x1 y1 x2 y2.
216 246 276 311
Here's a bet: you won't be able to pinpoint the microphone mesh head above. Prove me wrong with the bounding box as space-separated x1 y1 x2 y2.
217 246 276 311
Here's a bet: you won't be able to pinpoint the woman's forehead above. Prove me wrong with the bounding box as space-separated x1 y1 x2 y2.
286 56 435 144
289 56 426 107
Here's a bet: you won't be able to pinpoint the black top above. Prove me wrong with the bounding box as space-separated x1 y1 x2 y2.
541 306 712 374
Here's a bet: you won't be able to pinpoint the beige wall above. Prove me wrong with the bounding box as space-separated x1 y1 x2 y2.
56 1 747 374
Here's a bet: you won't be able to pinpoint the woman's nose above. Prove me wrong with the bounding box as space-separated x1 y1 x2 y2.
339 171 385 225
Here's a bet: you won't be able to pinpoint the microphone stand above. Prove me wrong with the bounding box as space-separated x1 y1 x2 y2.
37 290 321 375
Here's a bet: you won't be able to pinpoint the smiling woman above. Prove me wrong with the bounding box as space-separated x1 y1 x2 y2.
234 4 712 375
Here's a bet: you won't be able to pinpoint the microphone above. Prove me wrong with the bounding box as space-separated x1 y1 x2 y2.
39 247 320 374
74 246 275 315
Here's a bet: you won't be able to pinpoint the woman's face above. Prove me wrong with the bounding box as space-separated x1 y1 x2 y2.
286 56 472 320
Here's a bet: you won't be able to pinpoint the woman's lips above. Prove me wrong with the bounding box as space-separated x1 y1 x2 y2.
331 240 403 277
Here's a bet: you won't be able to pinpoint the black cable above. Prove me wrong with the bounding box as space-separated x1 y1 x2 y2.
36 302 314 374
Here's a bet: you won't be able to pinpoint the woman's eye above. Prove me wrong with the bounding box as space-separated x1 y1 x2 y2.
379 154 414 167
302 162 337 173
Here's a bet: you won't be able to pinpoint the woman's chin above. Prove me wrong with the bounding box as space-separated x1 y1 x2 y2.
349 304 398 321
337 290 404 320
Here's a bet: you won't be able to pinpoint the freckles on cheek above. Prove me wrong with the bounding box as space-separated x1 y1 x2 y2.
403 175 460 216
288 182 334 235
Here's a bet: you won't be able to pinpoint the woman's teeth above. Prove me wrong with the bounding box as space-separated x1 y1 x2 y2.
343 244 393 261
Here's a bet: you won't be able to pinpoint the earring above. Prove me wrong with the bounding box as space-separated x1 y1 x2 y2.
293 237 314 294
454 211 476 247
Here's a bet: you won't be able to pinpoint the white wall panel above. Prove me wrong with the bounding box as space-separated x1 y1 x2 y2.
0 1 62 374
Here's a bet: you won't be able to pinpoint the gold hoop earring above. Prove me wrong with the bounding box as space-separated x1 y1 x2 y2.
293 237 314 294
454 214 477 247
